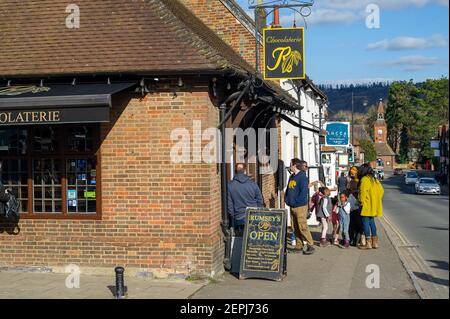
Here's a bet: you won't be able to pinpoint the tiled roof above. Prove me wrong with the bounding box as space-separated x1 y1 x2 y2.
377 99 385 114
0 0 254 77
374 143 396 156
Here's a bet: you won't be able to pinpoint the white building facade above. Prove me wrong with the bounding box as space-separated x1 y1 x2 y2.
280 79 329 226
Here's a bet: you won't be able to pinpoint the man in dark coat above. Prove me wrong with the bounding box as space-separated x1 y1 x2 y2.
227 163 264 231
338 172 348 193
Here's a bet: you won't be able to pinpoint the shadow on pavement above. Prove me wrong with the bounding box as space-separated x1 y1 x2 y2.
382 176 417 195
424 226 449 231
413 272 449 287
427 260 449 272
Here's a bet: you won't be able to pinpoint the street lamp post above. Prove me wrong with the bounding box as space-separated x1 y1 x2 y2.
351 92 368 163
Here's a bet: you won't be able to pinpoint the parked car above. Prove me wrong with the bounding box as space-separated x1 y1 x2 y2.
393 168 404 175
415 178 441 195
375 169 385 180
405 171 419 185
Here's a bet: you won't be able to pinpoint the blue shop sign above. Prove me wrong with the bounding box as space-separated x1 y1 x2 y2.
325 122 350 147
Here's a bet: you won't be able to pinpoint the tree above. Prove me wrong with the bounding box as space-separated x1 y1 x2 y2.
359 139 377 162
386 78 449 163
365 104 378 140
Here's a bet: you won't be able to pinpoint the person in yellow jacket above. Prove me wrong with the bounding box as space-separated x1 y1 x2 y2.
357 163 384 250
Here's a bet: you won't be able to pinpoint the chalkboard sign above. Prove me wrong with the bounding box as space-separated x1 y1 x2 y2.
239 208 287 281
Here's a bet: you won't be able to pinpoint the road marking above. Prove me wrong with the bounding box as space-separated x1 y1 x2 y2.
398 245 420 248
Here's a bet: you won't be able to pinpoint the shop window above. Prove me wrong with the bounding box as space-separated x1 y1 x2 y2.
0 125 100 219
66 158 97 214
0 158 29 213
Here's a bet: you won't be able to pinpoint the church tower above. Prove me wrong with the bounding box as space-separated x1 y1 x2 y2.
374 99 388 143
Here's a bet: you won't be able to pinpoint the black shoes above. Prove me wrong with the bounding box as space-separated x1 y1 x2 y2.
303 245 315 255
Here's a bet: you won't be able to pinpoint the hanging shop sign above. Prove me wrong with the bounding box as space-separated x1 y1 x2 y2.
263 27 305 80
239 208 287 281
325 122 350 147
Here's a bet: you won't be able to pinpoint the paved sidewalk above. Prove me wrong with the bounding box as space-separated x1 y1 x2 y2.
0 272 206 299
0 223 419 299
192 224 419 299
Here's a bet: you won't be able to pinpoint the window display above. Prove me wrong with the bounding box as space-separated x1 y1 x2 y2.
0 125 100 218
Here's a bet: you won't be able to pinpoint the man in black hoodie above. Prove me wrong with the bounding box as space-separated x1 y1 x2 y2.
227 163 264 232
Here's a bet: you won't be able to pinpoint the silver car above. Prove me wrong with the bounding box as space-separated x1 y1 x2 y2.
405 171 419 185
415 178 441 195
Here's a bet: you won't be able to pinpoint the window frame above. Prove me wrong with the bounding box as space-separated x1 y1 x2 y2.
1 124 102 220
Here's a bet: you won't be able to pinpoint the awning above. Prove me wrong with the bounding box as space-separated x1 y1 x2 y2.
0 83 136 125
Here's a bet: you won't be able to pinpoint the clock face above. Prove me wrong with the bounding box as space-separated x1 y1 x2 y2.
378 129 383 135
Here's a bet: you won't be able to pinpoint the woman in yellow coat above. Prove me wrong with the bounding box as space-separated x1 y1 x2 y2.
357 163 384 250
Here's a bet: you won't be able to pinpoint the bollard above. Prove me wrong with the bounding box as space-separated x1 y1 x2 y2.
114 266 125 299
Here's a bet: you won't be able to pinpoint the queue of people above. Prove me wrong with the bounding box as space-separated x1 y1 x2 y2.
309 163 384 249
226 160 385 255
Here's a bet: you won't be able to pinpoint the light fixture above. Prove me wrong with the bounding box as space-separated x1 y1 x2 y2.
7 80 11 87
40 79 44 87
107 77 111 85
178 77 183 87
72 78 76 85
227 82 231 90
154 78 159 82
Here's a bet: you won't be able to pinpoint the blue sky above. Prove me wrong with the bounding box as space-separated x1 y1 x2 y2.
236 0 449 85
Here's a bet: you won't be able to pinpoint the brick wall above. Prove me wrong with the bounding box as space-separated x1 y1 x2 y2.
0 84 223 278
180 0 263 71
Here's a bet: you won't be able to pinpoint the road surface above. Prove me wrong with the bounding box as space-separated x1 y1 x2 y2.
382 171 449 297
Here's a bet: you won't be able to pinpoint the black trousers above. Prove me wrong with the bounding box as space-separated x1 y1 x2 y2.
349 209 363 246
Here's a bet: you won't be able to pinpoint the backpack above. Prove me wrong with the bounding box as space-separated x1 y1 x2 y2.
3 191 20 223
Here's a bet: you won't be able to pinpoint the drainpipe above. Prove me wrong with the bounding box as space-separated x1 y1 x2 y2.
220 103 232 271
297 86 304 161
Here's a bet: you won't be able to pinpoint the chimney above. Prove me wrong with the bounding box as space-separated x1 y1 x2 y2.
272 6 281 28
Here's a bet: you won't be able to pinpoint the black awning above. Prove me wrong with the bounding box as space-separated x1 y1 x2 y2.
0 83 136 125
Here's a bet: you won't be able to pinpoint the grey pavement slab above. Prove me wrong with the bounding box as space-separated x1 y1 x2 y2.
191 225 419 299
0 272 206 299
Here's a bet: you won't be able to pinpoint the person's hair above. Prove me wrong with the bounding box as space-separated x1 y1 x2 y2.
322 187 330 195
291 158 307 170
358 163 375 181
331 196 338 206
340 172 345 176
340 190 349 198
235 163 246 175
318 186 326 194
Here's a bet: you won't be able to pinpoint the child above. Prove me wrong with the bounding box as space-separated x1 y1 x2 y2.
348 190 362 246
310 186 325 219
338 191 352 248
331 196 340 245
317 187 332 247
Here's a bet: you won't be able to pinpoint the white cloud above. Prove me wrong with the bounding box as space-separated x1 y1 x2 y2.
275 0 449 26
372 55 441 71
367 35 449 50
318 0 446 10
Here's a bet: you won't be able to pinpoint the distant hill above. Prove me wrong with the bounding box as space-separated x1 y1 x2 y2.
318 83 390 113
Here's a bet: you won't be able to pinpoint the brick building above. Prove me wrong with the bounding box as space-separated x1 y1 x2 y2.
373 100 396 170
0 0 298 277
